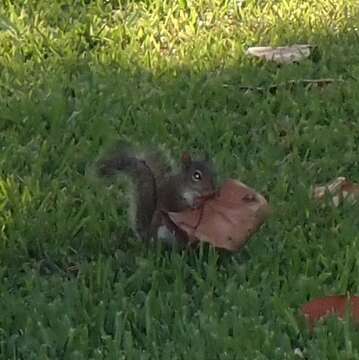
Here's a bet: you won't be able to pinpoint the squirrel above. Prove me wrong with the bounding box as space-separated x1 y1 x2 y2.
96 143 217 247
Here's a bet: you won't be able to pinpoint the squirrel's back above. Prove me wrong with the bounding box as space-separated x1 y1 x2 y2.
96 143 217 245
96 143 168 240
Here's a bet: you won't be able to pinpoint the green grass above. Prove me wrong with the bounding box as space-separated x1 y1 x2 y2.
1 0 359 358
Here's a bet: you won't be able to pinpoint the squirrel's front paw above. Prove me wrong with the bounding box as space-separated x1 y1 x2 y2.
157 225 177 246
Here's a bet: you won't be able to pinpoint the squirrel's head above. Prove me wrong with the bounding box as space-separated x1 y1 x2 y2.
180 152 217 197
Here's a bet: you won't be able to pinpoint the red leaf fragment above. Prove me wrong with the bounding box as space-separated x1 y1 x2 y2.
301 295 359 328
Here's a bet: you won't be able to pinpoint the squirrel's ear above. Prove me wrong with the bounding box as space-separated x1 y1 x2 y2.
181 152 192 168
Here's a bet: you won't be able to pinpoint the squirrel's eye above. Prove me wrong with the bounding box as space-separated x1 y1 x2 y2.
192 170 202 181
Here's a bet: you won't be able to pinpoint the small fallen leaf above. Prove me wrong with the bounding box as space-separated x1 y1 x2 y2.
246 44 313 64
301 295 359 329
293 348 305 359
312 177 359 207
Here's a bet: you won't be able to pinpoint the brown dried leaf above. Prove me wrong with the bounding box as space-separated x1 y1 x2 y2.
312 177 359 207
246 45 313 64
168 180 271 252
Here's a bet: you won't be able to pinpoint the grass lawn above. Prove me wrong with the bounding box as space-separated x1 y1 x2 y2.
1 0 359 358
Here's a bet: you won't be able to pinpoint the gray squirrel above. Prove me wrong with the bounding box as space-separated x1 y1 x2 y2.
96 143 217 247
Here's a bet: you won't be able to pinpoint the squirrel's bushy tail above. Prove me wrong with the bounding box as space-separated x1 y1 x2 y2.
96 143 157 240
